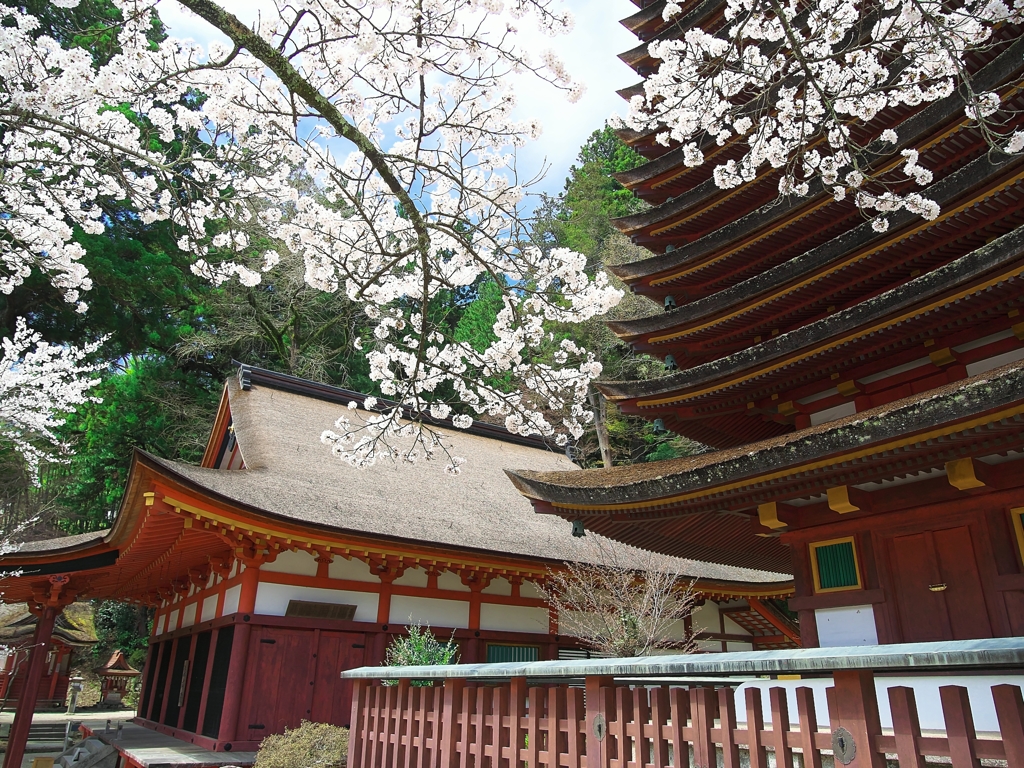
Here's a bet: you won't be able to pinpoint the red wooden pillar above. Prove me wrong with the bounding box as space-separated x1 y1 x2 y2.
830 670 885 768
3 606 58 768
218 564 259 745
585 676 613 768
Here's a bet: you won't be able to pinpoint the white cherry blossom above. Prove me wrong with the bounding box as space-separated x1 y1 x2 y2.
620 0 1024 224
1 0 622 465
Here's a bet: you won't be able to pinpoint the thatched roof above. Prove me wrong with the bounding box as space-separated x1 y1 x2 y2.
0 602 97 647
151 373 789 585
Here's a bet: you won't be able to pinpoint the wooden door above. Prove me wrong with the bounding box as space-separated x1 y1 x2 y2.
889 525 991 642
310 632 367 727
932 526 991 639
243 627 316 741
890 532 950 642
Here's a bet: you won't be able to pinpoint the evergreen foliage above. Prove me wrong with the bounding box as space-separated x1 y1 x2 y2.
91 600 152 670
383 623 459 686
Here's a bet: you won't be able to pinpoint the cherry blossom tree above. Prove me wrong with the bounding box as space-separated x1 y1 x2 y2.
0 320 101 480
1 0 624 469
619 0 1024 229
537 538 699 658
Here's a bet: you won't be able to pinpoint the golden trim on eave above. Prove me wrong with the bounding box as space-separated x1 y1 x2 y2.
646 168 1024 345
633 259 1024 408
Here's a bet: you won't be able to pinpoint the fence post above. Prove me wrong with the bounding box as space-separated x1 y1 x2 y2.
439 679 465 768
509 677 527 768
887 686 926 768
993 684 1024 766
795 687 822 768
567 686 586 768
718 687 740 768
585 676 613 768
744 687 767 768
940 685 981 768
348 679 368 768
690 687 715 768
769 687 792 768
830 670 885 768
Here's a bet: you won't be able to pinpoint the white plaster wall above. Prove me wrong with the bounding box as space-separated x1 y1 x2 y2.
261 549 319 576
437 572 471 592
726 642 754 651
815 605 878 647
329 557 380 582
482 578 512 596
201 595 218 623
521 581 544 599
180 603 197 628
389 596 469 628
167 609 179 631
691 601 720 635
966 346 1024 377
810 401 858 426
393 567 429 587
255 582 379 622
479 604 548 633
222 584 241 616
156 614 166 635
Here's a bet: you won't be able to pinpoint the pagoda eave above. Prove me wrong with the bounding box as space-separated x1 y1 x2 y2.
512 361 1024 517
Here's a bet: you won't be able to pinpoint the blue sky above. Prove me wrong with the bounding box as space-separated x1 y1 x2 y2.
156 0 639 201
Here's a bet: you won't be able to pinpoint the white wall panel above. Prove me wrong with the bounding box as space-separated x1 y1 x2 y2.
815 605 878 647
261 549 319 576
254 582 378 622
479 604 548 633
389 596 469 628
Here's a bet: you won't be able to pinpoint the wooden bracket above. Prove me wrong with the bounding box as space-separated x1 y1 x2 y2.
945 457 989 490
929 347 957 367
827 485 872 514
756 502 797 532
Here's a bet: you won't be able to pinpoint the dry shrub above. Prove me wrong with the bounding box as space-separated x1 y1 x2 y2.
538 537 699 658
255 721 349 768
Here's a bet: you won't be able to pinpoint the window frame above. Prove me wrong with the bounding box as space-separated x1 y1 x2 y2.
809 536 863 594
485 642 541 663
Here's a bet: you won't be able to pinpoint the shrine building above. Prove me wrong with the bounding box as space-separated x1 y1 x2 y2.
0 602 95 708
507 0 1024 650
0 364 792 768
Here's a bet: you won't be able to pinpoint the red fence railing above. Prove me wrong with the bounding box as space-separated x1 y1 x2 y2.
342 639 1024 768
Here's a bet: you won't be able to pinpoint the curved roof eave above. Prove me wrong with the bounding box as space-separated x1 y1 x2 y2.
595 223 1024 402
508 358 1024 509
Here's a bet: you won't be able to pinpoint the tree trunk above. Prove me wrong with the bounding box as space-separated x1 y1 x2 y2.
589 390 613 468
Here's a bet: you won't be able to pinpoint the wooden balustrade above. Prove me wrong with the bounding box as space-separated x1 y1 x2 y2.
347 672 1024 768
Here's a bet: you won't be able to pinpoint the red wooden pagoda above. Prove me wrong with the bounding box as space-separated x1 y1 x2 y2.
508 0 1024 651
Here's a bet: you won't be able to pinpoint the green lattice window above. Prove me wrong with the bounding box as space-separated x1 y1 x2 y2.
812 539 860 591
486 644 540 663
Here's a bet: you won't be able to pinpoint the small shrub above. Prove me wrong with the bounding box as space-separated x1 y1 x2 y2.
383 623 459 686
255 721 349 768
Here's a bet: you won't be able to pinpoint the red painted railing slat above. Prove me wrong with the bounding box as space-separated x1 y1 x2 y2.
346 673 1024 768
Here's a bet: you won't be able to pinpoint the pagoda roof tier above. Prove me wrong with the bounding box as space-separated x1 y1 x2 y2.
613 124 679 161
619 0 725 75
595 223 1024 438
0 372 791 609
607 38 1024 292
620 0 671 37
507 360 1024 572
608 153 1024 360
